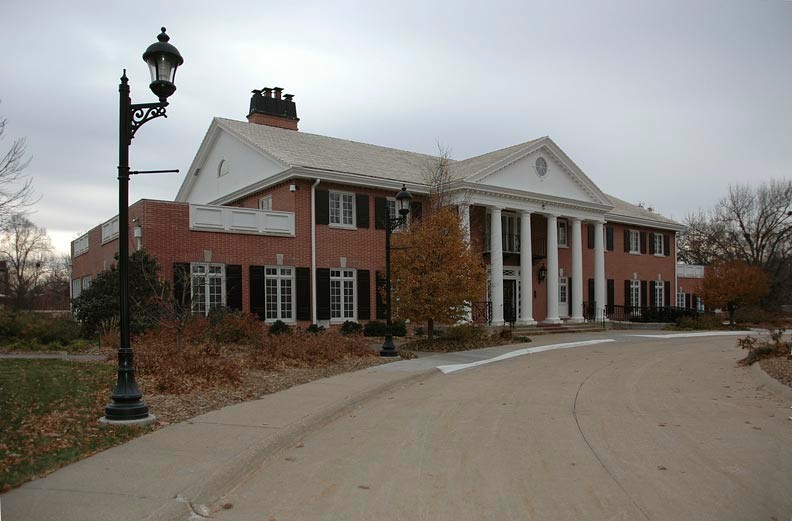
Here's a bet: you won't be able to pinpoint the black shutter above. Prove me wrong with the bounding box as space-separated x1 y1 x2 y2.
692 294 698 310
374 197 387 230
607 279 614 309
316 268 331 320
568 277 572 316
316 190 329 225
664 281 671 307
624 280 631 306
649 232 655 255
588 224 595 249
410 201 423 223
606 226 614 251
685 293 691 309
649 281 657 308
640 280 648 308
356 194 369 229
376 271 387 319
226 265 242 311
640 231 647 254
249 266 266 320
173 263 190 310
663 234 671 257
296 267 311 321
588 278 595 303
357 269 370 320
624 229 630 252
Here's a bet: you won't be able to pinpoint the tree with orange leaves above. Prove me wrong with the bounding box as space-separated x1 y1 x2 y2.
390 205 486 340
701 260 770 324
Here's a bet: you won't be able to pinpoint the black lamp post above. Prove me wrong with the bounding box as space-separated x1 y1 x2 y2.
102 28 183 424
380 184 412 357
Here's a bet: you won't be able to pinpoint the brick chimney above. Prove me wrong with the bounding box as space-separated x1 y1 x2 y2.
247 86 299 130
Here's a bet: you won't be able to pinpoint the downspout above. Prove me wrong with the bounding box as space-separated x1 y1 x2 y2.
311 178 320 324
674 231 678 304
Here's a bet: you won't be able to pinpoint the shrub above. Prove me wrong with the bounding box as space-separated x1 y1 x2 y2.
251 330 375 371
499 329 513 340
364 320 406 337
133 328 244 394
340 320 363 335
738 329 790 365
443 324 483 342
0 312 83 347
268 319 291 336
675 313 724 330
306 323 325 334
206 308 263 346
413 326 424 337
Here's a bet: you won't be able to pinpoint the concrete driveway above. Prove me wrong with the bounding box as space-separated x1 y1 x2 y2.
212 333 792 521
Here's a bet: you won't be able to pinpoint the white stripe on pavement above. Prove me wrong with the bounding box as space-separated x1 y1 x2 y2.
437 339 616 374
627 331 754 339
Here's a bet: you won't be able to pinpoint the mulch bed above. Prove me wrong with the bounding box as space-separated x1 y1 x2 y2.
401 336 517 353
759 355 792 388
143 357 389 426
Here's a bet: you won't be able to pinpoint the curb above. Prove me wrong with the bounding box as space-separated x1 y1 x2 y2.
142 368 438 521
749 360 792 401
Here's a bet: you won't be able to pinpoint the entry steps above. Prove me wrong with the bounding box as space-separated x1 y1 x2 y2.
510 322 606 337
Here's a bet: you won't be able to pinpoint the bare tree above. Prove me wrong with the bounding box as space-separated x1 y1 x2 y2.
678 180 792 305
0 105 35 226
0 214 53 309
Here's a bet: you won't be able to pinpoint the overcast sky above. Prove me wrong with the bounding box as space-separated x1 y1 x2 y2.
2 0 791 254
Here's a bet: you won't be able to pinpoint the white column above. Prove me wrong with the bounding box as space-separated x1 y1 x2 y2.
490 207 504 326
517 211 536 325
594 220 606 320
459 203 471 246
570 217 584 322
544 214 561 324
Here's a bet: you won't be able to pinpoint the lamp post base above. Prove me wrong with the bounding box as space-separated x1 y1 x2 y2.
379 334 399 357
99 414 157 427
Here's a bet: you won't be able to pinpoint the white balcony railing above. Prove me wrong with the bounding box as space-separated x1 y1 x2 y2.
677 264 705 278
189 204 295 236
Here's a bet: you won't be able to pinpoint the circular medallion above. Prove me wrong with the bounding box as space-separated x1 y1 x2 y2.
535 157 548 178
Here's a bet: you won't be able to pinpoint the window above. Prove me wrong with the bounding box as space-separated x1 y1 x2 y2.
654 233 664 255
81 276 92 291
191 263 225 315
264 267 294 321
259 196 272 211
72 279 82 299
330 269 355 320
218 159 230 177
558 220 568 247
629 280 640 308
654 281 665 308
629 230 640 254
329 191 354 227
696 296 705 312
677 291 685 308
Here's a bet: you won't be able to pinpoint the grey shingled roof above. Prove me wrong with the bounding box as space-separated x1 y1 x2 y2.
605 194 682 228
216 117 681 228
216 117 444 185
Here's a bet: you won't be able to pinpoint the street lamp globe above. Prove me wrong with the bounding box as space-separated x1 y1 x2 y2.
142 27 184 101
395 184 412 216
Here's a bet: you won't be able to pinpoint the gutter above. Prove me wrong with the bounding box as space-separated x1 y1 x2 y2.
311 178 320 324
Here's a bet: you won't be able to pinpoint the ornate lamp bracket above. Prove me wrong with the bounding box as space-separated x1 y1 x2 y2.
128 101 168 144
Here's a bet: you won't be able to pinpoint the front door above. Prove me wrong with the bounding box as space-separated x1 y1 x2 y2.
504 279 517 323
559 277 569 317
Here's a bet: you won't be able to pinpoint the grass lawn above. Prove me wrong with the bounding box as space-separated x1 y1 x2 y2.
0 359 150 491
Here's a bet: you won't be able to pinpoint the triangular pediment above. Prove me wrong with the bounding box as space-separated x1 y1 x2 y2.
466 139 611 207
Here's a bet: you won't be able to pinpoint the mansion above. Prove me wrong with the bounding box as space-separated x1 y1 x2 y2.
71 87 698 327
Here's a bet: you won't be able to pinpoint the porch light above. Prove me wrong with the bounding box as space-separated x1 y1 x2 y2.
395 184 412 216
142 27 184 101
538 265 548 283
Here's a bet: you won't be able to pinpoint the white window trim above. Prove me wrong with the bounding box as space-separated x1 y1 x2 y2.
654 280 665 308
629 229 641 255
629 280 641 309
330 268 357 322
264 266 296 323
677 291 686 308
218 159 229 177
259 195 273 211
558 219 568 248
190 262 226 316
654 233 665 256
329 191 356 229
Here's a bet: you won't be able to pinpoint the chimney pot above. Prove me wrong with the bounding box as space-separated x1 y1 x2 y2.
263 87 272 98
247 84 299 131
273 87 283 100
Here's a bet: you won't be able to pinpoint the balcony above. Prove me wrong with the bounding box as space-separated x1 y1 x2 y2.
189 204 295 236
484 233 547 258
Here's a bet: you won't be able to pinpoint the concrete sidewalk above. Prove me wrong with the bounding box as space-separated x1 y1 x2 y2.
1 364 435 521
